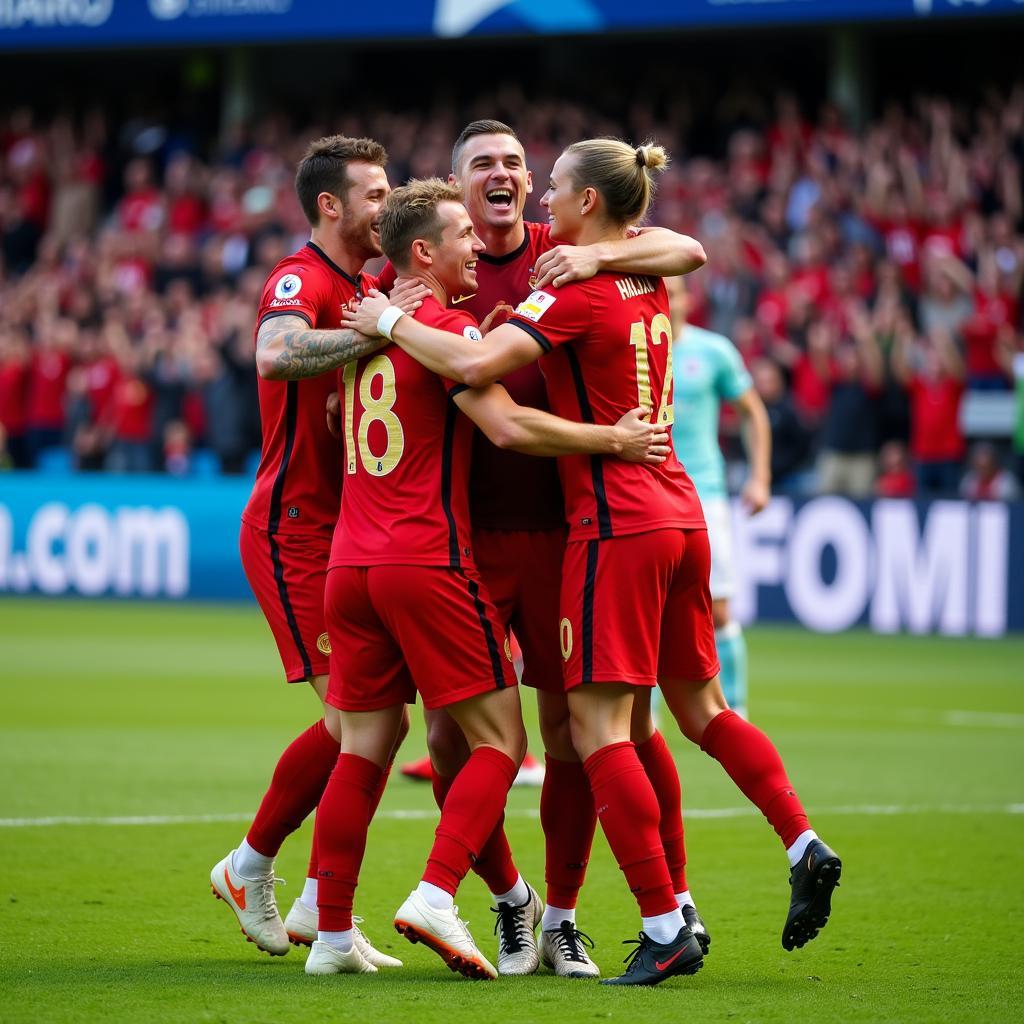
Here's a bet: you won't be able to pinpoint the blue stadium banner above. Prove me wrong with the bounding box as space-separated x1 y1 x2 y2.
1 474 1022 635
0 1 1021 50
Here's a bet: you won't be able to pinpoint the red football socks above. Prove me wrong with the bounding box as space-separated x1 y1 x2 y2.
423 746 518 896
636 731 687 893
316 754 384 931
309 756 392 879
431 768 519 896
541 755 597 909
583 741 677 917
700 709 810 848
246 718 339 858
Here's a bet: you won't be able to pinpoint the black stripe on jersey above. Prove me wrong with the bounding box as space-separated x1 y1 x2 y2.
479 232 530 266
258 309 313 329
441 399 461 569
508 319 552 353
564 347 613 539
305 241 358 285
266 381 313 679
581 539 599 683
466 575 507 690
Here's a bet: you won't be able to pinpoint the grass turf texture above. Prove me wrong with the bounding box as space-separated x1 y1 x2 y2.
1 599 1021 1023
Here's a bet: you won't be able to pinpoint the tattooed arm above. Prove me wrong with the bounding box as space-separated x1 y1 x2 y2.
255 315 386 380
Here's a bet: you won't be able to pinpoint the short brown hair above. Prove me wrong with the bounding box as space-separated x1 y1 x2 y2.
451 119 519 172
294 135 388 226
563 138 669 226
378 178 464 271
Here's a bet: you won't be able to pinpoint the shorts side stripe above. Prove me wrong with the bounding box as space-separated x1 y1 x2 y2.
581 539 599 682
466 576 506 690
268 534 313 681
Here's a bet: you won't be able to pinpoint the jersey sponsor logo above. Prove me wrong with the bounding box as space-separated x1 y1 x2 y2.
268 297 303 308
515 290 556 322
463 326 483 342
317 632 332 655
274 274 303 301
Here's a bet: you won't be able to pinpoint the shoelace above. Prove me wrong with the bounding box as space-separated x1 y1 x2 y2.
619 931 653 974
256 876 285 921
492 900 532 955
549 921 595 964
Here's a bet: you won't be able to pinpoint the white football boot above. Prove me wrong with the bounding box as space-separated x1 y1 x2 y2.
492 883 543 975
305 940 377 976
540 920 601 978
394 890 497 980
210 851 289 956
284 898 403 967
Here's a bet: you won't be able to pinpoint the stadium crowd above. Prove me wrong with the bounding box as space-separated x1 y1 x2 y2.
1 84 1022 498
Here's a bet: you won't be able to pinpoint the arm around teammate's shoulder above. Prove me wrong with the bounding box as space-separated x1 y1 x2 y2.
255 314 387 381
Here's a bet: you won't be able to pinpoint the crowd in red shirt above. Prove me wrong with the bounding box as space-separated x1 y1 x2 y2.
0 86 1021 494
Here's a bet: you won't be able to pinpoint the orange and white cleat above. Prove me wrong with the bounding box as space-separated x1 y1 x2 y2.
394 890 497 980
210 850 289 956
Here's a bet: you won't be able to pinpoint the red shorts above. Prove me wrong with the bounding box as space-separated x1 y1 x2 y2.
239 521 331 684
325 564 517 712
472 528 566 694
560 528 720 690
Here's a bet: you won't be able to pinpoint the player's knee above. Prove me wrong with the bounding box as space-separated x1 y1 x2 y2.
538 695 576 760
663 676 728 744
427 716 469 777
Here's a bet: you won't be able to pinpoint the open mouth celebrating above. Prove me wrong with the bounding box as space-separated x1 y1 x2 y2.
486 188 514 209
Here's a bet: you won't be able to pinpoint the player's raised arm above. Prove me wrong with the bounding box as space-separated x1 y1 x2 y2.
454 383 669 463
533 226 707 290
344 290 541 387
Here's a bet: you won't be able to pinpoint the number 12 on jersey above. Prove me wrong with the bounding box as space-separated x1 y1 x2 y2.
341 355 406 476
629 313 674 425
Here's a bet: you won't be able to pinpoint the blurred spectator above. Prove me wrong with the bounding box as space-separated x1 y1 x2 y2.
892 325 966 497
751 356 809 492
816 304 884 497
875 440 916 498
996 330 1024 484
960 442 1019 501
163 419 192 476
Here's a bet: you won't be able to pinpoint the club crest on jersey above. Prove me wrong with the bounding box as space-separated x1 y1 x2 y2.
274 274 302 300
317 633 332 655
515 290 556 322
463 326 483 342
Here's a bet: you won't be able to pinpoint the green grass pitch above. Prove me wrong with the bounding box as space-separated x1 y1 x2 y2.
1 599 1022 1023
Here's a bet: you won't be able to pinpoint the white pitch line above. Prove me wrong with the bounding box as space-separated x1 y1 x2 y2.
1 803 1022 828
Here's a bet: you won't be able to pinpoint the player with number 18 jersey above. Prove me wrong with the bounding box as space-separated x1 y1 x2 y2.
325 293 515 714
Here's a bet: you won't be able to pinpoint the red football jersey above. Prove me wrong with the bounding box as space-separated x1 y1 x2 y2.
508 273 705 541
456 221 564 531
242 241 376 537
329 294 479 568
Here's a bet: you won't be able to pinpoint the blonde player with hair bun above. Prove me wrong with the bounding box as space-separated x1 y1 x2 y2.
348 137 840 984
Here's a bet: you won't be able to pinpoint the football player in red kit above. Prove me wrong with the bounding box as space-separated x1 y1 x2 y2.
349 139 842 986
306 178 669 980
402 120 709 979
210 135 423 966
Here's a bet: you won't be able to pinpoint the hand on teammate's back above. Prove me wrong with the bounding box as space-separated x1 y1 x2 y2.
615 407 671 465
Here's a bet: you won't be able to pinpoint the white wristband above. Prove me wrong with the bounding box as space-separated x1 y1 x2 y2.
376 305 406 341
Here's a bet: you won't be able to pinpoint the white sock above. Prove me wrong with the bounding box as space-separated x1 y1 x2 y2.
675 890 695 910
541 905 575 931
642 908 685 945
301 877 318 912
491 874 529 907
786 829 819 868
417 880 454 910
318 929 353 952
232 840 273 879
